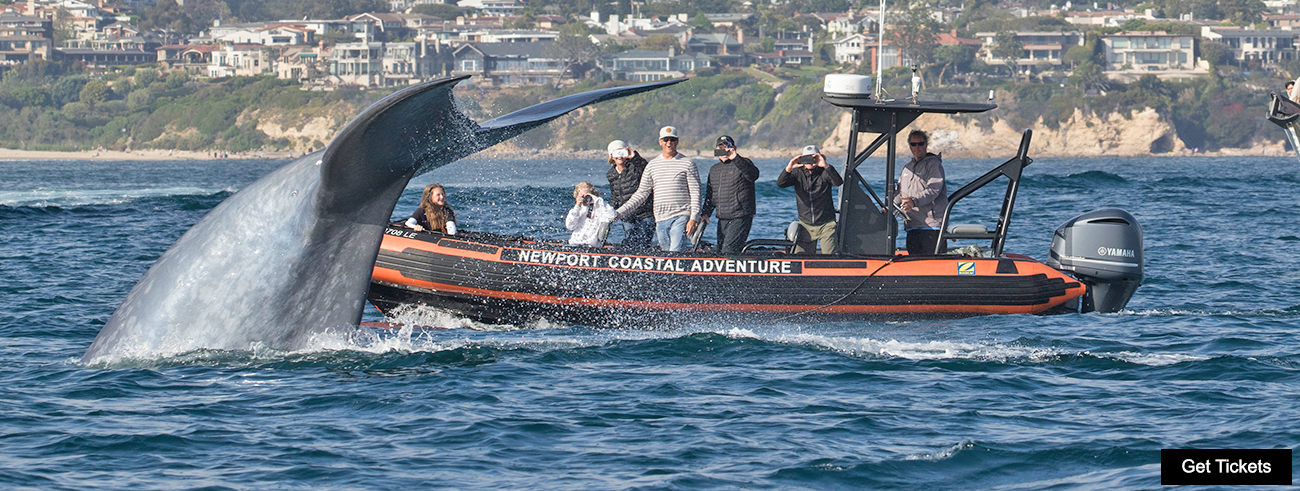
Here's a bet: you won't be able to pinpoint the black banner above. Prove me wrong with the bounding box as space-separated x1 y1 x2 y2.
501 248 803 274
1161 449 1292 485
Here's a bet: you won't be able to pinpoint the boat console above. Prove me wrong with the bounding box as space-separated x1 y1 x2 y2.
819 74 1142 312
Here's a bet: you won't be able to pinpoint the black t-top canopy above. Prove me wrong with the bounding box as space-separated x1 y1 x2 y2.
821 95 996 134
822 94 1000 255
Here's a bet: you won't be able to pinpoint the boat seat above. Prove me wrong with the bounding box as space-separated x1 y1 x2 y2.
742 239 793 253
945 223 996 241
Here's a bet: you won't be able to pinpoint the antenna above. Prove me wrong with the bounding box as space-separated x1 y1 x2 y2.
910 64 921 102
875 0 885 100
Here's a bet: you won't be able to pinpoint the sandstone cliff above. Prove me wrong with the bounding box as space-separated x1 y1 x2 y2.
820 107 1290 159
238 92 1292 159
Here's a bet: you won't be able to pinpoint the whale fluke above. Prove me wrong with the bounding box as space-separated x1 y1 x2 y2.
82 76 686 363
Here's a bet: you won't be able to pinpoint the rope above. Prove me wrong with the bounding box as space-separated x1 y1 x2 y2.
771 255 899 323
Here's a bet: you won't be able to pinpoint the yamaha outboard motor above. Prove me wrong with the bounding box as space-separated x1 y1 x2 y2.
1046 209 1143 313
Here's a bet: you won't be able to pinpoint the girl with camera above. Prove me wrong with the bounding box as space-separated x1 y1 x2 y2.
566 181 617 247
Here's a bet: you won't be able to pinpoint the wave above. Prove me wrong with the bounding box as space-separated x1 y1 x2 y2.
0 187 233 208
1028 170 1128 189
80 312 1245 370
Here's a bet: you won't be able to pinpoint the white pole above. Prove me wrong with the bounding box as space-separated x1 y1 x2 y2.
876 0 886 99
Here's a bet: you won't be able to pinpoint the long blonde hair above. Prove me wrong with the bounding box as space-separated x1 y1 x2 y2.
420 183 452 233
573 181 600 199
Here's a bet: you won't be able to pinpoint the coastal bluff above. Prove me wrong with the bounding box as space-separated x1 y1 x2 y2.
820 107 1289 159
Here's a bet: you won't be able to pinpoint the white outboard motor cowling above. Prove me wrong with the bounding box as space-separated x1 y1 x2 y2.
1045 208 1143 313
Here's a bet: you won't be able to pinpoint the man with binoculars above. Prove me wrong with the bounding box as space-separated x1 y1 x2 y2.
699 135 760 254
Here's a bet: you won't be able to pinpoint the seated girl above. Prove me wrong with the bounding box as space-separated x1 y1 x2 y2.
405 183 457 235
565 182 617 247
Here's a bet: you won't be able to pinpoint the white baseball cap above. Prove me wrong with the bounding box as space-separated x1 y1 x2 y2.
801 145 819 156
607 140 627 155
659 126 678 139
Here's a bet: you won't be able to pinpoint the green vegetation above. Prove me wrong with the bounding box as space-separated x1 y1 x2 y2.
0 60 389 152
0 55 1281 154
478 64 1278 153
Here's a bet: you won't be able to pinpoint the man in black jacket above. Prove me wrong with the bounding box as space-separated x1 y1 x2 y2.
605 140 654 248
776 145 843 254
700 135 760 254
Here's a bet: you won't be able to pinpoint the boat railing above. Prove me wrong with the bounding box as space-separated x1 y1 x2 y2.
1266 93 1300 165
934 129 1033 257
741 239 794 254
1267 92 1300 126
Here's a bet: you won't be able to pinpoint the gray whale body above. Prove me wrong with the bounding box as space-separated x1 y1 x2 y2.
83 75 684 363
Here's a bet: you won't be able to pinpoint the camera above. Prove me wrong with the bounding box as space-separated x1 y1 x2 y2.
798 155 818 166
612 148 629 158
714 148 731 156
581 195 593 206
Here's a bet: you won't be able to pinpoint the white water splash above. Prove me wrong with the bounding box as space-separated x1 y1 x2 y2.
904 440 976 461
1096 351 1210 366
0 187 228 207
382 303 528 331
742 329 1067 362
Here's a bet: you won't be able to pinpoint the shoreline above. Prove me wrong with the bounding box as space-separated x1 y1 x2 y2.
0 148 298 161
0 146 1288 161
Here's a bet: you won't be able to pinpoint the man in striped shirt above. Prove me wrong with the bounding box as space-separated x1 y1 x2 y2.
615 126 702 252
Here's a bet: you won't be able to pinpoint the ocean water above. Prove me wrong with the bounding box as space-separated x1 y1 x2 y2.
2 154 1298 489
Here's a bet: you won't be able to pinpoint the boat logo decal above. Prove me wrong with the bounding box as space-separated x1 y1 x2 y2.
501 248 802 274
958 261 976 275
1097 246 1136 258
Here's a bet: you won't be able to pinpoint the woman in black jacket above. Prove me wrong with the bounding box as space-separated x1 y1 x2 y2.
605 140 654 248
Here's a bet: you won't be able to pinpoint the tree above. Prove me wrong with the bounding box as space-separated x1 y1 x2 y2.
508 12 537 29
933 44 976 86
318 29 357 47
1062 45 1093 68
12 87 52 107
412 3 464 20
140 0 197 34
639 34 680 52
1200 40 1234 67
53 8 76 45
1067 60 1109 92
135 69 160 87
889 4 941 68
992 30 1024 80
549 23 599 87
804 0 849 12
1161 0 1220 22
79 80 109 107
693 12 713 30
1220 0 1265 24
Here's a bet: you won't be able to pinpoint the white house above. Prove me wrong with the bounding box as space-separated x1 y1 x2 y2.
1201 26 1298 63
208 44 271 77
830 33 869 64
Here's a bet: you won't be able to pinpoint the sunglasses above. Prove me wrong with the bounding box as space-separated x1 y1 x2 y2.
661 138 678 142
908 141 926 147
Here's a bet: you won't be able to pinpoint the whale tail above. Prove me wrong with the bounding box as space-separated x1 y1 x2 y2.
83 76 687 364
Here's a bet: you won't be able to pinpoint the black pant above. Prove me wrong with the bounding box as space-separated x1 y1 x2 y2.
906 228 944 255
715 216 753 254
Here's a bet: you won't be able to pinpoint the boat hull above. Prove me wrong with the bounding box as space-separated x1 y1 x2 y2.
367 228 1085 325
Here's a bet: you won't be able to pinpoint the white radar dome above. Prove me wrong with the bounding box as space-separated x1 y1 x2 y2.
823 74 873 96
